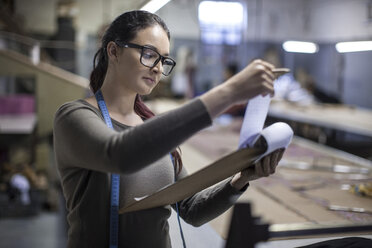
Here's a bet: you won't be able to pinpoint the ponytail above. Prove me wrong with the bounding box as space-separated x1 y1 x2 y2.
90 48 108 93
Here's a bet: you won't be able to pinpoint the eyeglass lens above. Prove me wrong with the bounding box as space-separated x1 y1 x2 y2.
141 47 175 75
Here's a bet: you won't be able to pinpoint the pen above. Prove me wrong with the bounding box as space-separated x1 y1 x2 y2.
272 68 291 77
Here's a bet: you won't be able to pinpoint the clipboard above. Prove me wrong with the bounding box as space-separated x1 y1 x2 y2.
120 67 292 214
119 147 263 214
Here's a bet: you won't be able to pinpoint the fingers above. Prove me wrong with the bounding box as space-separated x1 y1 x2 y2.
255 155 273 177
260 60 275 71
271 150 280 170
261 77 275 97
269 148 285 168
253 59 275 81
254 150 283 177
252 59 275 71
224 58 276 104
255 160 264 176
251 60 276 96
278 148 285 161
265 154 277 175
243 149 286 182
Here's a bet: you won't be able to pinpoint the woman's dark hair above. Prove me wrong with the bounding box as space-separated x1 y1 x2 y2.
90 10 182 173
90 10 170 93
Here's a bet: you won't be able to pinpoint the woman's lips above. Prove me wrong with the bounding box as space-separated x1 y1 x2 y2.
143 77 156 85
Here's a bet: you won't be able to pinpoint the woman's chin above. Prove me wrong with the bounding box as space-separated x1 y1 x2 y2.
139 87 154 96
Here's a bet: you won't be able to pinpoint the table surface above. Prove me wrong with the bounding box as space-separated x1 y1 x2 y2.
181 118 372 239
269 100 372 137
146 98 372 240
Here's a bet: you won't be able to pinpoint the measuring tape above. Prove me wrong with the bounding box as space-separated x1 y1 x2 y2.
170 154 187 248
96 90 186 248
95 90 120 248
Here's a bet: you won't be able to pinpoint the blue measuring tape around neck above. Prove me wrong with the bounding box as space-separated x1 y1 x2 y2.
95 90 186 248
170 154 187 248
95 90 120 248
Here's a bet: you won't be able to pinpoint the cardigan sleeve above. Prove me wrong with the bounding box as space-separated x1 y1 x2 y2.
171 166 248 227
53 98 212 174
175 177 247 227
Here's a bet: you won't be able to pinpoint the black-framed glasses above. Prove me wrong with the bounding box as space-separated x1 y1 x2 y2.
115 40 176 76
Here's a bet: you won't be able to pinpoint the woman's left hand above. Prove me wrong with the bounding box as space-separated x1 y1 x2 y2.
230 148 285 190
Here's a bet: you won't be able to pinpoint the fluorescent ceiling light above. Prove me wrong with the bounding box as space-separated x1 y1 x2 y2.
141 0 171 13
335 41 372 53
198 1 244 26
282 41 319 54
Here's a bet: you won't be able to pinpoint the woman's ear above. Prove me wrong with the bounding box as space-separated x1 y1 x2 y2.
107 41 119 61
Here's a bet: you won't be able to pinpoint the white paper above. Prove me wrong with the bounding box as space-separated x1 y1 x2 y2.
255 122 293 158
239 95 293 159
239 95 271 148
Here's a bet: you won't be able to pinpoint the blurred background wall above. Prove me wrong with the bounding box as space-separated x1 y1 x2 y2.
3 0 371 107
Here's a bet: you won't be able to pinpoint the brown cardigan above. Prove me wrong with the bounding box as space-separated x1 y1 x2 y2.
53 98 246 248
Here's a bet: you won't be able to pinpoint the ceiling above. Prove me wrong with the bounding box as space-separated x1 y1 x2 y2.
122 0 151 10
2 0 371 43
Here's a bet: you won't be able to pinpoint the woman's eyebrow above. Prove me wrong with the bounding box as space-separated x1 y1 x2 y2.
145 44 170 56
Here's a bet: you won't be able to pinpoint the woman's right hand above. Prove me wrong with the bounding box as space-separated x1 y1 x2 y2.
224 59 275 103
200 59 276 118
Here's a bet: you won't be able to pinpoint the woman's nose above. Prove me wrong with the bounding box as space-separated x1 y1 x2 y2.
151 60 163 74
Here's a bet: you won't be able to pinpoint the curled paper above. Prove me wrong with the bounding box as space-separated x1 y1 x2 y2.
239 95 293 160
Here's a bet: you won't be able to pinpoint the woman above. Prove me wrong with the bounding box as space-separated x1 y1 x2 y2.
54 10 284 248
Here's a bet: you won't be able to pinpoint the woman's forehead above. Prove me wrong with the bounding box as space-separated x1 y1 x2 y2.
131 25 170 55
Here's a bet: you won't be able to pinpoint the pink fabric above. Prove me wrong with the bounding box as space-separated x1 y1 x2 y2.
0 95 35 114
